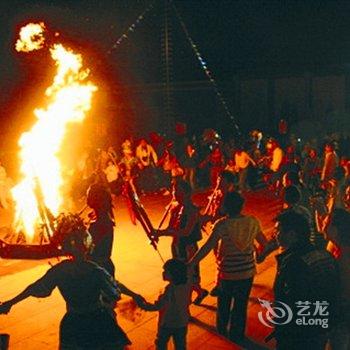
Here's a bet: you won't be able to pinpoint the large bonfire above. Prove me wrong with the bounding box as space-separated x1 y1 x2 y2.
11 22 97 241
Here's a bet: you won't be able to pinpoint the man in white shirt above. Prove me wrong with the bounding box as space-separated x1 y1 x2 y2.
270 144 283 173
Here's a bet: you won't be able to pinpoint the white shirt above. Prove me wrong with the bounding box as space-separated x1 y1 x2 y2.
104 164 119 183
270 147 283 172
235 151 254 170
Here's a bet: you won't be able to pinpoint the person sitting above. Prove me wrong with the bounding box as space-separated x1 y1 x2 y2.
135 259 192 350
0 215 141 350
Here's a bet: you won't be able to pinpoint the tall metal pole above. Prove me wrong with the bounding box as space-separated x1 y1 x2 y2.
162 0 174 134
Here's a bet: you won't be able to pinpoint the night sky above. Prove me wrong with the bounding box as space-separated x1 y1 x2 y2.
1 0 350 143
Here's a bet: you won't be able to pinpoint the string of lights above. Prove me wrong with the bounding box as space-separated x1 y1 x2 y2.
106 0 241 136
107 0 157 53
171 2 241 136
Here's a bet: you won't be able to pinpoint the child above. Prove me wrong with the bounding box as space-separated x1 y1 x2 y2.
135 259 192 350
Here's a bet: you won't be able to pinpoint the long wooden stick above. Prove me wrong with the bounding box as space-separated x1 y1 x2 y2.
126 182 165 262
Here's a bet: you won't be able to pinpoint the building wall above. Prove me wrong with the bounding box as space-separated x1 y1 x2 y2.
240 79 268 131
274 77 307 122
237 74 347 134
312 76 345 120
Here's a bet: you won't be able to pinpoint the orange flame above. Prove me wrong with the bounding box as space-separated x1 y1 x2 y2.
15 22 46 52
12 23 97 240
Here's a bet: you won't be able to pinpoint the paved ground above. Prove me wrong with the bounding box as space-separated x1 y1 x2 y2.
0 189 281 349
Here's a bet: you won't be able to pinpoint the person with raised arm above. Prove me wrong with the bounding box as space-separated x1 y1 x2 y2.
0 215 141 350
189 191 267 342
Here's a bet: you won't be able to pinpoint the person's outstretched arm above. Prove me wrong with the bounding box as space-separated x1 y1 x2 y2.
188 226 221 267
135 288 169 311
255 230 268 251
0 274 56 315
118 282 143 299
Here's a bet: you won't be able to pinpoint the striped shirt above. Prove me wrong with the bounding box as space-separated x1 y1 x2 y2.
214 215 262 280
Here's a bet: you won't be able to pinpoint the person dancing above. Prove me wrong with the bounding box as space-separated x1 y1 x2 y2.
0 215 141 350
87 183 116 277
156 180 208 305
135 259 192 350
189 192 267 342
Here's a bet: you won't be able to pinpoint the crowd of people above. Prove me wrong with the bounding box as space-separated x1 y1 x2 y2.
68 126 350 204
0 124 350 350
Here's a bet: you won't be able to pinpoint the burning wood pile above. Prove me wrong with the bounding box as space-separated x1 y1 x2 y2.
0 213 86 259
0 22 97 259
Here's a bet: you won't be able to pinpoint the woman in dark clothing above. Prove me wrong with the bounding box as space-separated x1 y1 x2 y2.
87 183 116 276
0 215 140 350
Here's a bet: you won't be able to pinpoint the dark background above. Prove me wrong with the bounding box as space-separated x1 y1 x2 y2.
1 0 350 149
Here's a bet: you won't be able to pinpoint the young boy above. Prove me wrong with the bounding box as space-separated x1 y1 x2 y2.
135 259 192 350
